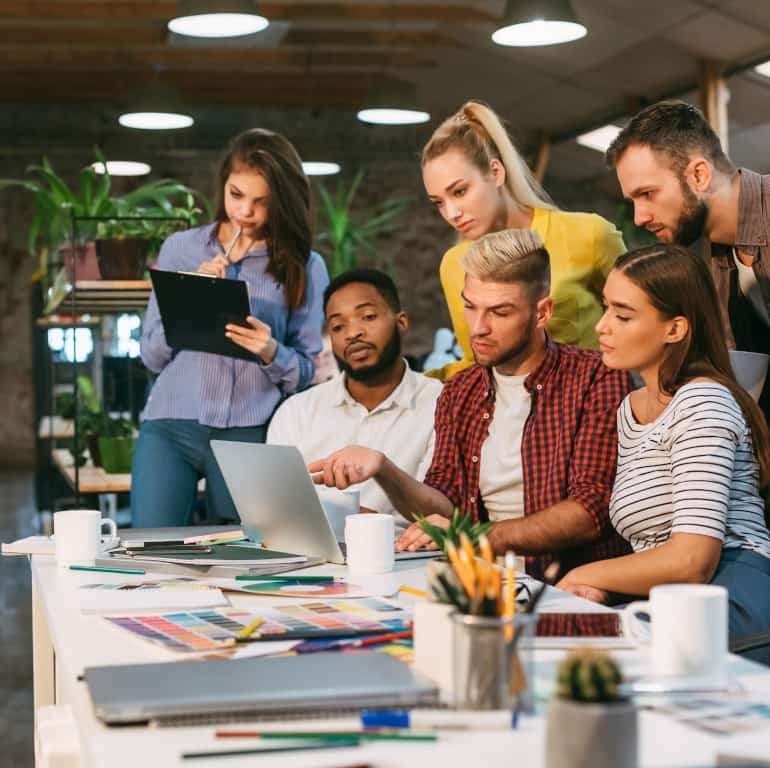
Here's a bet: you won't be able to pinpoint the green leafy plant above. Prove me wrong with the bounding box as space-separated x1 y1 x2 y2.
556 648 625 703
0 147 210 280
614 200 657 250
315 169 411 277
56 375 134 466
415 507 493 553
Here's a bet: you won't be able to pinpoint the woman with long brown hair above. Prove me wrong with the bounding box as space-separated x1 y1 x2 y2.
421 100 625 380
558 243 770 661
132 128 329 527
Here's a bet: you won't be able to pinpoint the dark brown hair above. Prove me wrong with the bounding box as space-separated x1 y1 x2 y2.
615 244 770 502
216 128 312 310
606 99 735 177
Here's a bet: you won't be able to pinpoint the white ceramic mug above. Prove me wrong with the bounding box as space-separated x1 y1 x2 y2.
623 584 728 680
54 509 119 567
316 487 360 542
344 513 395 573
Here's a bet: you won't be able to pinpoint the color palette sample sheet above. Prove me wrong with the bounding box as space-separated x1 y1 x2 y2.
104 598 408 653
208 577 390 599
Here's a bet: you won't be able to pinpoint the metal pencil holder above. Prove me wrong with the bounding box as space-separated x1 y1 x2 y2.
450 612 537 712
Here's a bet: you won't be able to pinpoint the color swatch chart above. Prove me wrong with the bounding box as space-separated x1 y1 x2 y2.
105 598 408 654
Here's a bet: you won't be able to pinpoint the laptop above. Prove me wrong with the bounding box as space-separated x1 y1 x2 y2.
85 651 438 725
211 440 442 565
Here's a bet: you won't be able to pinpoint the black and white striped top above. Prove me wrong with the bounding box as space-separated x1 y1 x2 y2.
610 382 770 558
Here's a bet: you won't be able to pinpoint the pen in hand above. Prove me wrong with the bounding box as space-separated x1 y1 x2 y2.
223 225 242 264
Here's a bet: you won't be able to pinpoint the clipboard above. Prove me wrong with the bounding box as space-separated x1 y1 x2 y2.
149 268 255 361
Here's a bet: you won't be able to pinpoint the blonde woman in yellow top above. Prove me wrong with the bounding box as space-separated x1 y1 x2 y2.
422 101 626 381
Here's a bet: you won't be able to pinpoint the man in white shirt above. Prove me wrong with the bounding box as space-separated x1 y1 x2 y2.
268 268 442 530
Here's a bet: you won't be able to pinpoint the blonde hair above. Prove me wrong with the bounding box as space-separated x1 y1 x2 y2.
462 229 551 298
422 100 557 212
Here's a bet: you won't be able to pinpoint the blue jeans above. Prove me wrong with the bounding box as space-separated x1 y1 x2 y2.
711 547 770 666
130 419 266 528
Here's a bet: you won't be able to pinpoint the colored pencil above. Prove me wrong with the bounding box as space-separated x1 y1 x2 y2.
214 731 436 742
234 574 334 582
238 616 263 640
182 739 359 759
398 585 427 598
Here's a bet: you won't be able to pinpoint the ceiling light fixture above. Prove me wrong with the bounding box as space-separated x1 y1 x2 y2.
576 124 622 153
492 0 587 47
90 161 152 177
118 80 194 130
357 77 430 126
168 0 268 38
302 162 341 177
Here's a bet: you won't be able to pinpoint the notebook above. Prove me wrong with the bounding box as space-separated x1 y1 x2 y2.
149 268 254 360
211 440 443 565
84 650 438 724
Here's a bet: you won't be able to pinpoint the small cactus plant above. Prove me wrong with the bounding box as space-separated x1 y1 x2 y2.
556 649 624 703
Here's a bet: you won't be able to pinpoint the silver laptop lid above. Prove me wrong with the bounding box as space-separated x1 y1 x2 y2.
85 651 438 724
211 441 345 564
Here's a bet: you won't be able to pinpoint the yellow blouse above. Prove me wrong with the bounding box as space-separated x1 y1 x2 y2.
427 207 626 381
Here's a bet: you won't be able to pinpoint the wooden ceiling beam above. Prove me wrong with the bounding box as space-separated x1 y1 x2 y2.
0 25 460 49
0 70 375 106
0 46 434 70
0 2 496 23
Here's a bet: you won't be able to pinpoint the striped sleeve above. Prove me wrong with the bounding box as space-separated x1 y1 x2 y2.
668 388 744 541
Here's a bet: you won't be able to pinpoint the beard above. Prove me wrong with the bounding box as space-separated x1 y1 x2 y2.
335 325 402 382
472 310 539 370
671 180 709 246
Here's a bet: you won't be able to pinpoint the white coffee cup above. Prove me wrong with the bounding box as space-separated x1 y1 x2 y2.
344 513 395 573
54 509 119 567
316 486 360 542
623 584 728 680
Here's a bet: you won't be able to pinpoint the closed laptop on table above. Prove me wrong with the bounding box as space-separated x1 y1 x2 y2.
85 651 438 724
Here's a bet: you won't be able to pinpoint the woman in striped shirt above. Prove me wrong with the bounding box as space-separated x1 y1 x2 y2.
557 244 770 659
131 129 328 527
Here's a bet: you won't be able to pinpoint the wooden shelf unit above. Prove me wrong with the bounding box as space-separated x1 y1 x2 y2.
47 280 151 315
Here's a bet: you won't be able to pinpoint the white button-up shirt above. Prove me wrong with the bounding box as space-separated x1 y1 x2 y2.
267 362 442 529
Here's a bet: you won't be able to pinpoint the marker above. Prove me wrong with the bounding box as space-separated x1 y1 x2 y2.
360 709 517 730
234 575 334 583
69 565 146 575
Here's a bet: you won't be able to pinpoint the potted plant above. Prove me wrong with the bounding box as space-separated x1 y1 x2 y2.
93 186 209 279
415 507 492 553
546 648 638 768
315 169 411 277
57 375 136 472
0 148 210 289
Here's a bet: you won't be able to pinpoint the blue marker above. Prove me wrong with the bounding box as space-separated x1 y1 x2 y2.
361 709 518 730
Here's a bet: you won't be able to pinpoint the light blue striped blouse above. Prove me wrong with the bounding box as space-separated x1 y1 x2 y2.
140 223 329 428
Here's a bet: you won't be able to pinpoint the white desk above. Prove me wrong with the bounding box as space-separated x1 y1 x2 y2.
28 555 770 767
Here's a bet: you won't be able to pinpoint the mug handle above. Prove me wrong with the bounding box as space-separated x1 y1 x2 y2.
622 600 651 643
100 518 119 550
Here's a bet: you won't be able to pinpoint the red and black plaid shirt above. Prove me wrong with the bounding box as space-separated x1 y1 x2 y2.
423 338 633 580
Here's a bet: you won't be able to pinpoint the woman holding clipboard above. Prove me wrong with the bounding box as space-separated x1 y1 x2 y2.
131 128 329 527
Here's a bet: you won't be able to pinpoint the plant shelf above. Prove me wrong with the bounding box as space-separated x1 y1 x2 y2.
46 280 151 315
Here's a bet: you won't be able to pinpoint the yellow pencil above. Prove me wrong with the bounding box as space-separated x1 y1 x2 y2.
456 548 477 598
504 551 516 641
399 585 427 598
238 616 263 640
479 533 494 565
459 532 476 572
